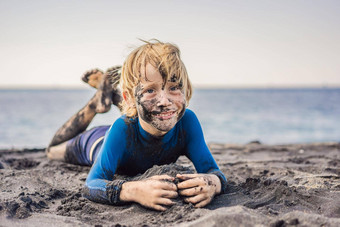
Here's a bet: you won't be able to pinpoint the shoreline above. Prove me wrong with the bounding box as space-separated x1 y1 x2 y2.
1 142 340 226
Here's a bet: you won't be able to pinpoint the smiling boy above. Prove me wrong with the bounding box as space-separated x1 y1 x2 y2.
47 40 227 211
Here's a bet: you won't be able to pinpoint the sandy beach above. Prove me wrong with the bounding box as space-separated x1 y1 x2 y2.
1 142 339 226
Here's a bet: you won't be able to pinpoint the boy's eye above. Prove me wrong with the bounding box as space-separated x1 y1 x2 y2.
170 86 179 91
146 89 154 94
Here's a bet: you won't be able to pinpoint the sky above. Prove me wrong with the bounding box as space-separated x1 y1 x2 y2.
1 0 340 88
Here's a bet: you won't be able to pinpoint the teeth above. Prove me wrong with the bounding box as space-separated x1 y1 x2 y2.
156 112 174 117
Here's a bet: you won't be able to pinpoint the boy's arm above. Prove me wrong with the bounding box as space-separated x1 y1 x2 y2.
83 119 178 210
84 162 178 209
82 119 127 205
178 110 227 207
82 132 127 205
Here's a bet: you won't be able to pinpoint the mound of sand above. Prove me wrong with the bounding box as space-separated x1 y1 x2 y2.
1 142 340 226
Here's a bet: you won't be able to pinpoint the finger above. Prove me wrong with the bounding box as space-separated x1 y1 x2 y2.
179 186 204 196
160 190 178 199
151 180 177 191
194 198 211 208
176 174 200 180
156 198 176 206
153 204 167 211
150 175 175 181
159 181 177 191
177 178 201 189
184 194 206 205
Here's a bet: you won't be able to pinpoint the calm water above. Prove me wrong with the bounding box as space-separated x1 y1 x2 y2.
0 88 339 149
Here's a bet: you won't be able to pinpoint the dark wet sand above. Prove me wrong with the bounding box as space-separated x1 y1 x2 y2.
1 142 340 226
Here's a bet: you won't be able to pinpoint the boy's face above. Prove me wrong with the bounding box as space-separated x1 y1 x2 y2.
134 63 186 136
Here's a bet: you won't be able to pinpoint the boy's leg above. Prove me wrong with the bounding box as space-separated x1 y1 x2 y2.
82 66 122 108
63 125 110 165
46 141 68 161
47 66 122 160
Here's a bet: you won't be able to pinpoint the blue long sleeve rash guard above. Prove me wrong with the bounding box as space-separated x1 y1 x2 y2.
83 109 227 204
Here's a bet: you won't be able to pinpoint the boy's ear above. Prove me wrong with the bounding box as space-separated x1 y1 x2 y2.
122 91 134 106
122 91 128 101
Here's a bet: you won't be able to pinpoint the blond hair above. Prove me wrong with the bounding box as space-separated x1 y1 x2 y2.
120 40 192 117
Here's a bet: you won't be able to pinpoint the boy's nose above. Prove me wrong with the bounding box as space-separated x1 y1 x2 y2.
157 92 172 107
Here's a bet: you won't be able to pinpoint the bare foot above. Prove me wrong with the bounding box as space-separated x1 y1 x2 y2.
82 68 104 89
89 66 122 113
105 66 122 108
105 65 122 87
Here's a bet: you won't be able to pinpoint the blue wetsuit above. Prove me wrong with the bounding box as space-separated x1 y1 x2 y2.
77 109 227 205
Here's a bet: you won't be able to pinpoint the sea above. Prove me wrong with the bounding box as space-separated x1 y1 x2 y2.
1 88 339 149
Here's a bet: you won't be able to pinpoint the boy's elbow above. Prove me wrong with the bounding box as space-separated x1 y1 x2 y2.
81 184 92 200
82 184 110 204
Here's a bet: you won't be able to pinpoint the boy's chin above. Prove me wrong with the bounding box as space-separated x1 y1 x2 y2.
151 118 178 133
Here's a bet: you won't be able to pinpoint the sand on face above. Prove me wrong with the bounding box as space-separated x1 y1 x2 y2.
0 142 340 226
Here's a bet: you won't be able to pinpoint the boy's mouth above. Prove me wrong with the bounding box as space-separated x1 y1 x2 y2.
154 111 176 120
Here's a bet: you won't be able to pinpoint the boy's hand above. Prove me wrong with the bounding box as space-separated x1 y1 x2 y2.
120 175 178 211
176 173 221 208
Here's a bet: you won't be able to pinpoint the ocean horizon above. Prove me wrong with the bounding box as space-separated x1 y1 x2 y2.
1 87 339 149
